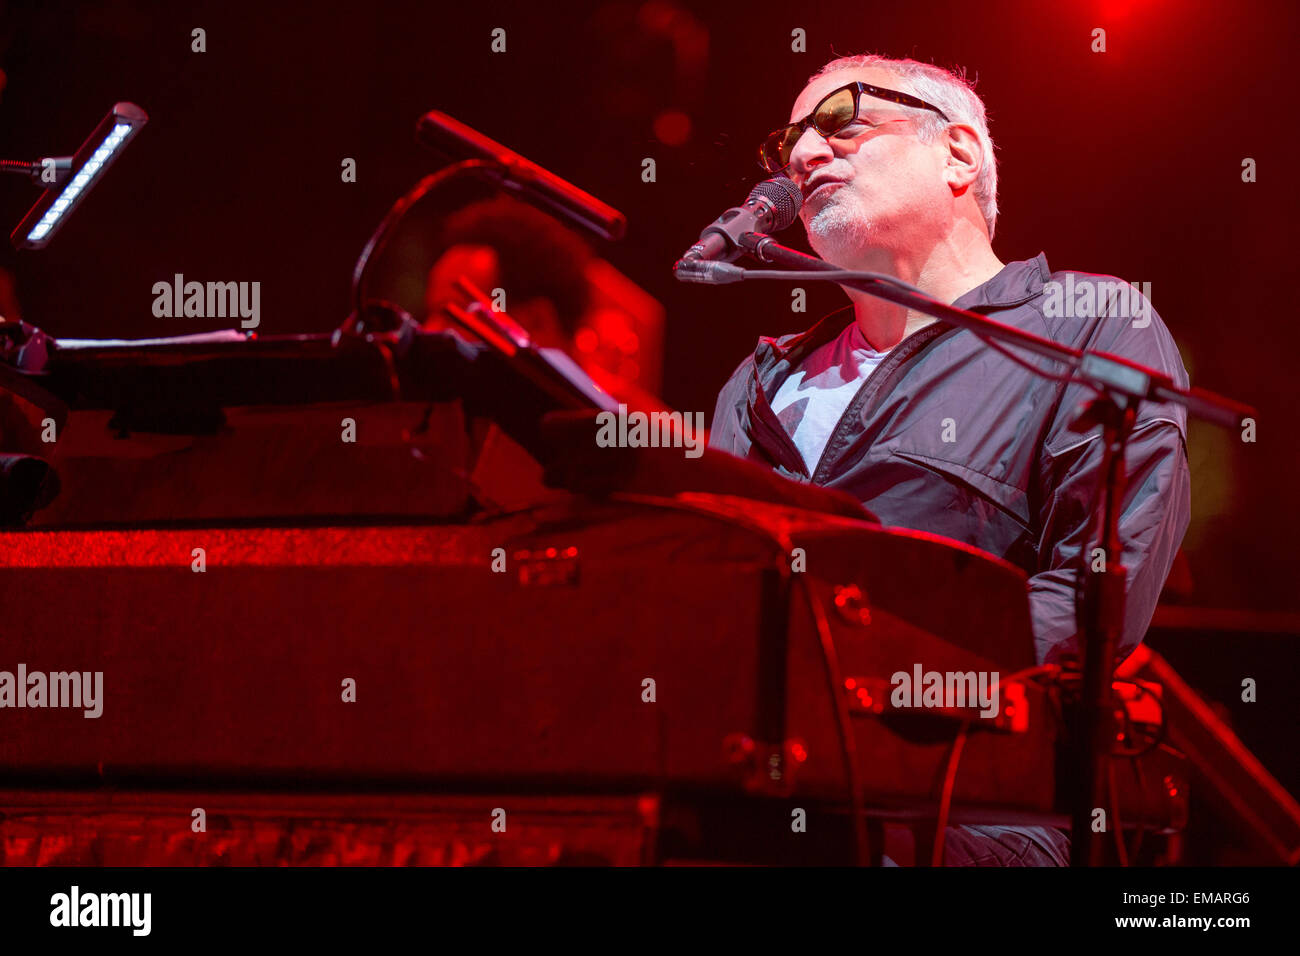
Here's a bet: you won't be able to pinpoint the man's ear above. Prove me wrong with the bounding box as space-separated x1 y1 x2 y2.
943 124 983 195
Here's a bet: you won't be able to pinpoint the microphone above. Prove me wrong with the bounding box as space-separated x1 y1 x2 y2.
677 176 803 265
416 110 627 241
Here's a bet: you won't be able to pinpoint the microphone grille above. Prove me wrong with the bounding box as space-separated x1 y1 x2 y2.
749 176 803 230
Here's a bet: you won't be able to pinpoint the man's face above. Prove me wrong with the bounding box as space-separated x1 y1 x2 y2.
782 68 952 262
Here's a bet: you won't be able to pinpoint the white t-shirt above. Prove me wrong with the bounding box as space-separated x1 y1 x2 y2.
768 321 892 476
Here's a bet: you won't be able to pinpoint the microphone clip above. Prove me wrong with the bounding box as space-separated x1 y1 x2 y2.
672 258 745 285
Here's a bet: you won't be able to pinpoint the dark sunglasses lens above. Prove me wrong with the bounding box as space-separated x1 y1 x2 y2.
759 86 858 171
814 88 857 136
761 126 798 171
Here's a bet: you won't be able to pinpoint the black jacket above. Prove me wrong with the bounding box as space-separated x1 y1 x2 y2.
709 253 1191 666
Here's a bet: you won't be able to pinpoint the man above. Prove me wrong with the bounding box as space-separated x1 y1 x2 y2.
423 195 666 411
709 55 1191 865
423 195 594 352
422 196 671 510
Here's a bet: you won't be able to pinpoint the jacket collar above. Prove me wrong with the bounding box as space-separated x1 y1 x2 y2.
742 253 1053 477
953 251 1051 312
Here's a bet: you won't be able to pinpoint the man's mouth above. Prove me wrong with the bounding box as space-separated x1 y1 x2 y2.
804 179 846 204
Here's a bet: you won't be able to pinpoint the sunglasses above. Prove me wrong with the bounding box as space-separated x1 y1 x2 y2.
759 81 951 173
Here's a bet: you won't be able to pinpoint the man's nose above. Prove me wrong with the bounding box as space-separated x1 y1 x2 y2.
788 126 834 180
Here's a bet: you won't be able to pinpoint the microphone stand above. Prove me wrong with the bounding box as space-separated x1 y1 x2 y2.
678 233 1255 866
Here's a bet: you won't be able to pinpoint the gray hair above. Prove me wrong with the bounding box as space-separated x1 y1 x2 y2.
812 55 999 239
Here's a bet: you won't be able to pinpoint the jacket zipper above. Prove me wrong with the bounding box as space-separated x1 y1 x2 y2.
809 320 957 485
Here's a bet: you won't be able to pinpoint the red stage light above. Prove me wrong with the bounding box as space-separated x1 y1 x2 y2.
653 110 691 147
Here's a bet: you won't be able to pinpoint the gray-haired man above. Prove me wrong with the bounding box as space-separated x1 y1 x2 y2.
710 55 1191 865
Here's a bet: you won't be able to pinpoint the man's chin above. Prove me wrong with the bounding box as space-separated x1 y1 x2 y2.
805 205 878 262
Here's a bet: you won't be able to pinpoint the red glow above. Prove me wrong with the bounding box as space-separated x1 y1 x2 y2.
1098 0 1138 19
653 110 691 147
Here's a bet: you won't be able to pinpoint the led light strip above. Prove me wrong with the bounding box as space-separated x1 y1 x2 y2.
26 123 133 242
10 102 147 250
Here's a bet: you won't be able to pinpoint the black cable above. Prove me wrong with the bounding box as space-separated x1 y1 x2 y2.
1129 759 1152 862
972 331 1099 388
1111 681 1167 758
931 722 970 867
1129 821 1147 863
735 267 930 295
1107 757 1129 865
926 665 1058 867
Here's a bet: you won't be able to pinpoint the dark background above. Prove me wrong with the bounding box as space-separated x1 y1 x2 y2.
0 0 1296 767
